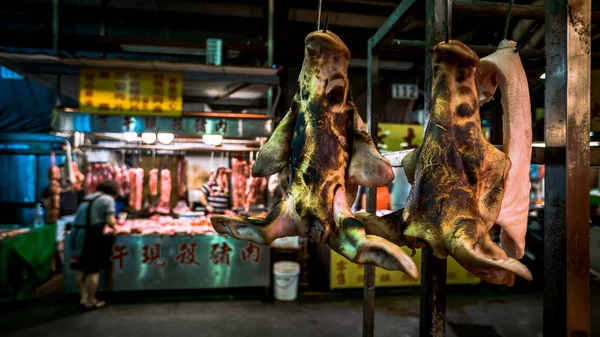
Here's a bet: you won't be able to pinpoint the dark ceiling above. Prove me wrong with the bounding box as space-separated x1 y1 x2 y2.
5 0 595 66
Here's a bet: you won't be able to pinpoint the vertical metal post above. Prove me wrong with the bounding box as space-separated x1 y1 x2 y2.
420 1 450 336
363 38 378 337
267 0 275 117
52 0 61 107
544 0 591 336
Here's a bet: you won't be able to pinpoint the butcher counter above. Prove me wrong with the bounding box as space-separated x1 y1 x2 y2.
63 232 270 292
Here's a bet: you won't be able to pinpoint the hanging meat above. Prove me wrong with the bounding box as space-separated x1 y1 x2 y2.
177 156 188 199
357 40 532 286
128 168 144 210
71 162 86 191
46 162 62 224
244 160 267 213
156 169 172 213
63 141 76 190
210 27 417 277
149 169 159 196
476 40 532 259
231 158 248 209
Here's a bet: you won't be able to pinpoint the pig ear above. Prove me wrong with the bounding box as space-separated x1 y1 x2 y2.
252 94 300 177
475 61 499 106
346 93 395 187
328 217 419 280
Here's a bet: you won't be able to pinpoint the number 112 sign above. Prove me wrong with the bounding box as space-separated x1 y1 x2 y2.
391 84 419 100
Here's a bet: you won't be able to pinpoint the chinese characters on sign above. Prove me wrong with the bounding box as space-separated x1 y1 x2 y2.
142 243 166 267
79 69 182 117
176 243 201 266
108 240 266 273
241 242 261 264
335 260 347 285
210 242 233 265
112 244 129 269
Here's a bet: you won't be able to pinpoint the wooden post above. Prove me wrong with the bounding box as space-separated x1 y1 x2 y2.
543 0 591 336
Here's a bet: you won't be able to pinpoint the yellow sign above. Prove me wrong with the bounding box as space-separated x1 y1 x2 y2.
379 123 425 152
330 248 480 289
79 69 183 117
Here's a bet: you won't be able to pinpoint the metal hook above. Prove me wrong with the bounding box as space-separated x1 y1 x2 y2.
502 0 515 41
445 0 450 43
514 23 540 53
317 0 323 30
322 12 330 33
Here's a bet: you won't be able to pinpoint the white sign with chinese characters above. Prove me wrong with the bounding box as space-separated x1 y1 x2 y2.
391 83 419 100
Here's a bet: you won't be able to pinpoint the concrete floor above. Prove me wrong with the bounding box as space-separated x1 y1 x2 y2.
1 275 599 337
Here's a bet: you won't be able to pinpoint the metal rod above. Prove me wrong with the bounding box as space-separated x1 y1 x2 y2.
371 0 418 49
445 0 450 43
514 23 540 53
502 0 515 41
420 1 449 336
382 145 600 167
317 0 323 30
363 39 379 337
387 40 544 59
322 13 330 33
543 0 591 335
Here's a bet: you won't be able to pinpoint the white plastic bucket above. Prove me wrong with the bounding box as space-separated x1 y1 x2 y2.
273 261 300 301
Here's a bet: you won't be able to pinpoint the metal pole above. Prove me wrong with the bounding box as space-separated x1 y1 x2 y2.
52 0 61 107
420 1 449 337
266 0 275 118
363 38 378 337
543 0 591 336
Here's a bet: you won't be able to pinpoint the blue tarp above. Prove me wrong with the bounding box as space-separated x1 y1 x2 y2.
0 76 76 133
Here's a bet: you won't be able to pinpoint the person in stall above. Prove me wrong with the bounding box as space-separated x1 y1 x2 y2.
199 167 231 214
69 180 118 309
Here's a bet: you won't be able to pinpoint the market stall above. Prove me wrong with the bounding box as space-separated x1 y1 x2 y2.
47 62 281 292
60 142 274 291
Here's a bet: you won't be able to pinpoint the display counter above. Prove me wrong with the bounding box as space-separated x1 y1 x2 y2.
1 224 57 300
64 232 270 293
329 247 480 289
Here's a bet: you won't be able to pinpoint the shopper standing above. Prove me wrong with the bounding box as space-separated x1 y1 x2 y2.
69 180 118 309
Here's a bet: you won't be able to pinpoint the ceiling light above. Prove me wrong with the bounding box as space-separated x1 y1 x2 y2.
540 73 546 79
203 134 223 146
157 132 175 144
141 132 156 144
123 132 138 142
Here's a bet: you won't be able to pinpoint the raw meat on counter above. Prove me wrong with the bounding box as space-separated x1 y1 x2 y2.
210 28 412 277
149 169 158 196
172 200 191 214
243 161 267 212
476 39 532 260
128 168 144 210
104 215 217 236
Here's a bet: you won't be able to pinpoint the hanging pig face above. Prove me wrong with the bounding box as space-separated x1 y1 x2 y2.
210 29 417 278
357 41 532 286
